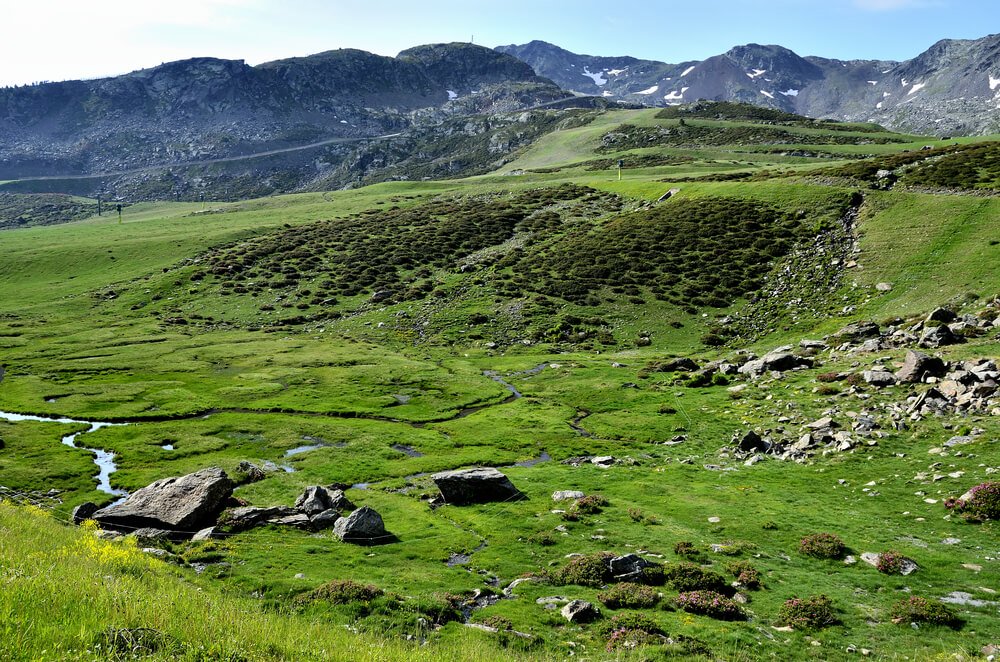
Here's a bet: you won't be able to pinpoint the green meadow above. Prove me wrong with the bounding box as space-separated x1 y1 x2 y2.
1 103 999 660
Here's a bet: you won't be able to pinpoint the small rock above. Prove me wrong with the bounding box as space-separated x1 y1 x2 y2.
552 490 585 501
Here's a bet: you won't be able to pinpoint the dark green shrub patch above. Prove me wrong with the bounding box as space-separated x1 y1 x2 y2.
510 196 835 308
297 579 384 605
726 561 761 590
888 596 962 628
663 562 728 593
776 595 837 629
673 541 701 558
555 552 615 587
598 612 665 637
597 582 661 609
675 591 746 620
799 532 845 559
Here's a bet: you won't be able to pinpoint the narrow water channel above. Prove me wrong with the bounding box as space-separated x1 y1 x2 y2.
0 411 128 496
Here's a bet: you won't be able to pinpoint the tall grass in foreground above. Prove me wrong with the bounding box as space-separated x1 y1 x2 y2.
0 502 524 661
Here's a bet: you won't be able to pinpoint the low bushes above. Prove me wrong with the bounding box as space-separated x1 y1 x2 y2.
597 582 661 609
799 532 846 559
776 595 837 629
663 562 728 593
298 579 383 605
726 560 762 590
889 596 962 628
675 591 746 620
555 552 614 587
875 550 907 575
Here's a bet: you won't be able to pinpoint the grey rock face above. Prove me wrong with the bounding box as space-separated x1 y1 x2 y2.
72 501 99 525
333 506 387 544
432 467 523 505
609 553 654 581
896 350 946 383
94 467 232 533
561 599 600 623
919 325 960 348
295 485 335 516
552 490 585 501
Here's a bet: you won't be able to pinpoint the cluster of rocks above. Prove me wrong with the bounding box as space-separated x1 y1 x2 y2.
0 485 63 506
73 466 390 545
829 304 999 355
729 410 886 464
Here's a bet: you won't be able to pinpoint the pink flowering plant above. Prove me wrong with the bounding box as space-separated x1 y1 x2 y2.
675 590 746 621
875 550 907 574
945 482 1000 522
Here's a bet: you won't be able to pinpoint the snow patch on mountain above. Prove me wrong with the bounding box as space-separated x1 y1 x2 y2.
908 82 926 95
582 67 607 86
761 90 775 99
868 80 878 85
447 90 458 100
636 85 659 95
681 65 696 77
606 68 627 76
779 89 799 97
664 87 689 101
990 75 1000 91
747 69 766 79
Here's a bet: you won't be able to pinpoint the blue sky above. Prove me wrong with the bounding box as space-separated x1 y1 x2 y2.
0 0 994 86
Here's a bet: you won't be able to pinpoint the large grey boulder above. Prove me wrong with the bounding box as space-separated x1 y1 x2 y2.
432 467 524 505
333 506 387 544
561 599 600 623
72 501 100 525
609 553 654 581
896 350 946 383
94 467 232 533
738 349 812 377
919 325 960 348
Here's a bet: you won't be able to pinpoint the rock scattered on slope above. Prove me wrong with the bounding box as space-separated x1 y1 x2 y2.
432 467 524 505
93 467 233 534
333 506 389 544
561 599 600 623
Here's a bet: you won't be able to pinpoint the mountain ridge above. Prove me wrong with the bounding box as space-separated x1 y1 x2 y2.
497 34 1000 135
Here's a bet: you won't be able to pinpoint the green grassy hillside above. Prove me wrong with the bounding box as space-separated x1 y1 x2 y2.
1 102 999 661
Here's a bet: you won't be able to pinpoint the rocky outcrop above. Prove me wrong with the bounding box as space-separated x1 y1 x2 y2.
294 485 354 516
93 467 232 533
432 467 524 505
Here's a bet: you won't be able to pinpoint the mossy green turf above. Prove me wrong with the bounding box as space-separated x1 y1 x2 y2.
1 105 1000 660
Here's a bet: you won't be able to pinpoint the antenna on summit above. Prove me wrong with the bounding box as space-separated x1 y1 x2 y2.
471 34 474 44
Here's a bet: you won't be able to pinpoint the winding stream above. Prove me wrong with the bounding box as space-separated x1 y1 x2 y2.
0 411 128 496
0 363 561 499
